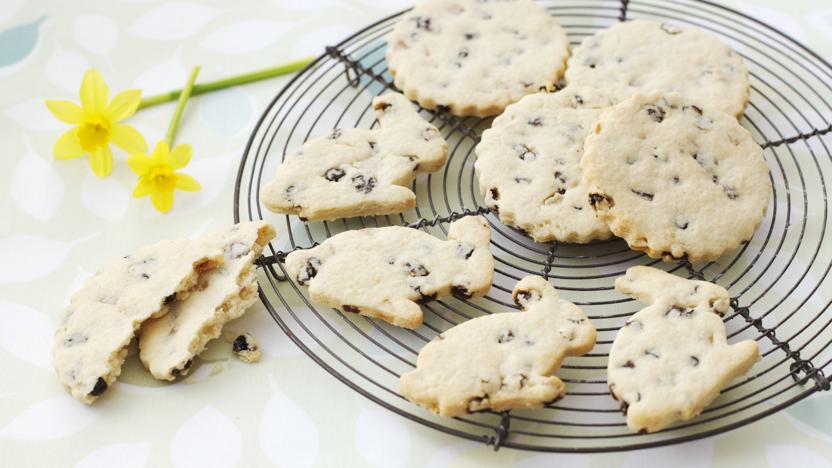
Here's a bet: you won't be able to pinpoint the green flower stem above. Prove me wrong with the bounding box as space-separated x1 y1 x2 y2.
138 56 315 111
165 66 200 146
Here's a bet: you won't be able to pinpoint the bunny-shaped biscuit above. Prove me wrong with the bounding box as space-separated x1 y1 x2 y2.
401 276 596 416
285 216 493 329
608 266 759 432
261 92 447 221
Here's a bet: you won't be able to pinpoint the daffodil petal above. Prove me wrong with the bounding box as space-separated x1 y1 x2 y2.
80 69 109 115
111 124 148 153
132 178 151 198
45 100 83 124
150 188 174 213
54 128 85 160
89 146 113 178
150 140 170 163
127 153 153 176
107 89 142 122
168 144 192 169
174 173 201 192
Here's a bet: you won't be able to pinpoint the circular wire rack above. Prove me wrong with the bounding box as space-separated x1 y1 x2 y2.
235 0 832 452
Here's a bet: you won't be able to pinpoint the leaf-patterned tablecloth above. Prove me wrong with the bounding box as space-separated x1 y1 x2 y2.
2 0 832 466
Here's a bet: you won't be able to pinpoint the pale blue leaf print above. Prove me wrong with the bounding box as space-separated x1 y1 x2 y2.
356 40 390 98
786 393 832 437
0 16 46 69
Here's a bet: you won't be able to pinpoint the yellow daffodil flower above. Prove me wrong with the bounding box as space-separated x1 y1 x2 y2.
128 141 200 213
45 69 147 177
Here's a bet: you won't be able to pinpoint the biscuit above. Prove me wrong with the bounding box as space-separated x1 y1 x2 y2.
565 20 749 117
581 91 771 262
475 87 615 243
284 216 494 329
53 241 224 403
138 222 275 380
386 0 570 117
400 276 596 416
608 266 759 433
260 92 447 221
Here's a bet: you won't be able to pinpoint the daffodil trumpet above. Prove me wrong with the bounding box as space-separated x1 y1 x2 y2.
128 141 201 213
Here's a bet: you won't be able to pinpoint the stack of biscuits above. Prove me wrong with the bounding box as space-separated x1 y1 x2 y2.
54 222 274 403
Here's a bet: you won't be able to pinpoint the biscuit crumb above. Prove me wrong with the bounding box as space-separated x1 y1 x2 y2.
232 333 261 364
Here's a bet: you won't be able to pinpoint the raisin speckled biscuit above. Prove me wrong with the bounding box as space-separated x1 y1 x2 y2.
608 266 759 433
475 87 615 243
284 216 494 329
565 20 749 117
581 91 771 262
54 241 224 403
400 276 596 416
385 0 570 117
260 92 447 221
138 222 275 380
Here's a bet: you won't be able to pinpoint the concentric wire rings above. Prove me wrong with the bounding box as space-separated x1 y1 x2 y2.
235 0 832 451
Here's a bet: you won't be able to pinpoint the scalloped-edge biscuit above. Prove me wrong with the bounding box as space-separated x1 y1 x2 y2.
386 0 570 117
581 91 770 262
475 87 615 243
401 276 596 416
565 20 749 118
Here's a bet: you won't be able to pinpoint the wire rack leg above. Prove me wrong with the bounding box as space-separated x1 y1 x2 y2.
619 0 630 21
542 242 558 279
682 260 706 280
257 256 288 281
486 412 512 451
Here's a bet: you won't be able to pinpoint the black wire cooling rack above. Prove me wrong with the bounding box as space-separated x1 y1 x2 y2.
234 0 832 452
